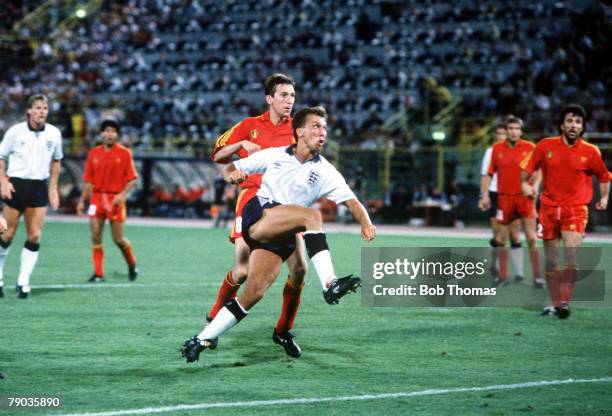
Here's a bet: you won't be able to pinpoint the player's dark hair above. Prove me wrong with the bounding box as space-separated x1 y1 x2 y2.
292 106 327 141
504 115 524 129
100 119 120 134
26 94 48 108
559 104 587 135
263 73 295 96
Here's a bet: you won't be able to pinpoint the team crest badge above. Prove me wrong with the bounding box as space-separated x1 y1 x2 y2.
580 156 587 163
250 129 259 139
547 150 553 158
46 140 53 151
307 169 320 186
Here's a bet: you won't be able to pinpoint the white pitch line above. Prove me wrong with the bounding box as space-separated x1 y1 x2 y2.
32 282 218 290
55 376 612 416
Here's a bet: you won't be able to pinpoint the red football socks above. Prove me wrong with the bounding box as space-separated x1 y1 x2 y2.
209 271 241 319
275 278 304 334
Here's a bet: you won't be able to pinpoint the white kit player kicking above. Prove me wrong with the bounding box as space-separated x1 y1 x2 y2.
181 106 376 362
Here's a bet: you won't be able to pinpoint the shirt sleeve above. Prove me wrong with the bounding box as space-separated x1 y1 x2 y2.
124 149 138 181
0 126 16 160
53 129 64 160
480 147 492 176
211 119 250 161
233 147 279 174
319 167 356 204
83 150 95 183
519 144 541 175
589 147 611 183
486 146 497 176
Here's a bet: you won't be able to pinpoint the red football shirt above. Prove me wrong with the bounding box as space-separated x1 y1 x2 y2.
488 139 535 195
211 111 294 189
520 136 611 206
83 144 138 193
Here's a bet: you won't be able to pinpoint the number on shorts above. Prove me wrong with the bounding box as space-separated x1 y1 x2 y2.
234 216 242 233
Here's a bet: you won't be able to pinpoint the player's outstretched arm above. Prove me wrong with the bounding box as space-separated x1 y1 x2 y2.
213 140 262 163
344 198 376 243
221 163 248 185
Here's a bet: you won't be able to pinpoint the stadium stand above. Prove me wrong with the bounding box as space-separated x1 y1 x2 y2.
0 0 610 224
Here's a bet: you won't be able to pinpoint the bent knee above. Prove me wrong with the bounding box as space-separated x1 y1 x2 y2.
27 233 42 244
232 265 248 284
304 208 323 226
113 238 126 247
289 263 308 281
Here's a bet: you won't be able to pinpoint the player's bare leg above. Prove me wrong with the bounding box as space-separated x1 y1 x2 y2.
488 218 501 278
521 217 543 287
207 237 249 321
542 239 561 316
110 220 137 280
249 205 360 303
182 249 283 362
16 207 46 297
507 219 527 283
492 223 510 286
0 205 21 297
231 238 250 285
248 205 323 242
88 217 105 281
556 231 583 319
239 249 283 309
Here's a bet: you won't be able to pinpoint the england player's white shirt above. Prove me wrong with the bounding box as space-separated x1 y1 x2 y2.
234 145 355 207
480 146 498 192
0 121 63 180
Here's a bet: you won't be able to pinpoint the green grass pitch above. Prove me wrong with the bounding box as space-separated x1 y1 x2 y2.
0 222 610 415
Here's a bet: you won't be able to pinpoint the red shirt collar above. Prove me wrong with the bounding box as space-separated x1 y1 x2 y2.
261 111 291 124
558 135 582 148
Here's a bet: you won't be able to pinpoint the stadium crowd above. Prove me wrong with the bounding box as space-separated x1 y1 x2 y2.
1 0 610 151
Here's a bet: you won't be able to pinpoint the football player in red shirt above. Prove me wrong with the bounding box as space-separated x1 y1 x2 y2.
520 104 610 319
479 116 542 288
206 73 307 357
479 124 524 282
77 120 139 282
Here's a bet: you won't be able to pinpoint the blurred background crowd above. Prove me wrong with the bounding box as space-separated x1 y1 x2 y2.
0 0 610 227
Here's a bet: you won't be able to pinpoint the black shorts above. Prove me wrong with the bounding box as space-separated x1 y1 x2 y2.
2 178 48 212
488 191 498 218
242 196 296 261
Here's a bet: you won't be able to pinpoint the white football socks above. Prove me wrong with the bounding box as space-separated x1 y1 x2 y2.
199 301 248 341
510 246 524 277
17 247 39 292
310 250 336 289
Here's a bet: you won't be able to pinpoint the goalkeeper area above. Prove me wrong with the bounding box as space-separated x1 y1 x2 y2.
0 220 611 416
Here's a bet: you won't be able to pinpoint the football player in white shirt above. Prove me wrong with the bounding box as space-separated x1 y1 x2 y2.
0 94 63 299
182 106 376 362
